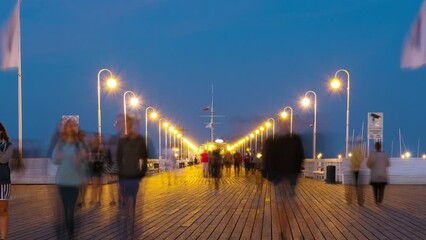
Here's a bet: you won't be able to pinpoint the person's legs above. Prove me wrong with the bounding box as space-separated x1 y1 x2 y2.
121 178 139 237
353 171 364 205
91 176 102 205
106 174 117 206
58 186 79 236
118 178 126 207
77 184 87 208
372 183 379 203
0 201 9 240
378 183 386 203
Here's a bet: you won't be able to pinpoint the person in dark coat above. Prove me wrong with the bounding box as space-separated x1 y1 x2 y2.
262 134 305 194
262 133 305 239
210 149 222 191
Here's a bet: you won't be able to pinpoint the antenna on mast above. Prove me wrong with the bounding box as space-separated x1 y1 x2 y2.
201 83 225 142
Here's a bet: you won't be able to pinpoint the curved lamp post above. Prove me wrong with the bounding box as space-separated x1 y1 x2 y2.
145 106 158 148
266 118 275 139
158 118 167 159
97 68 117 143
123 91 139 135
330 69 350 158
302 91 317 161
281 106 294 136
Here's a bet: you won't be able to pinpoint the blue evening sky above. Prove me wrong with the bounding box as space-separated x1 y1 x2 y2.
1 0 425 157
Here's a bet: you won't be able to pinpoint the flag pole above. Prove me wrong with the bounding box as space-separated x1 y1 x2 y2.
18 0 23 159
210 83 214 142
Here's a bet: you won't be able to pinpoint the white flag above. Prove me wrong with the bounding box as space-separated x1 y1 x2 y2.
0 0 21 70
205 122 213 129
401 1 426 69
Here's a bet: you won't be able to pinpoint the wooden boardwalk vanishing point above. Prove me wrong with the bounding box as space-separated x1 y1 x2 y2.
8 166 426 239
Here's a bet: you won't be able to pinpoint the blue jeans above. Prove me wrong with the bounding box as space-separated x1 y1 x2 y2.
119 178 140 208
118 178 140 238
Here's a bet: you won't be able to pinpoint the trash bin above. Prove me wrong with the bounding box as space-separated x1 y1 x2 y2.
326 165 336 184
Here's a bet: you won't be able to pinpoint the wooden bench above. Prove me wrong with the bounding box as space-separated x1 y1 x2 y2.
313 170 325 180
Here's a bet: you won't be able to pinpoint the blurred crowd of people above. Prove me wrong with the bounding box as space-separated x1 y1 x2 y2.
0 118 392 239
47 114 148 239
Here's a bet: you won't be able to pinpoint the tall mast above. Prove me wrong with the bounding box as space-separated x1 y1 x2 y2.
210 84 214 142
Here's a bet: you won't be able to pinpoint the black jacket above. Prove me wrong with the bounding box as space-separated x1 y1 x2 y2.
117 135 148 179
262 134 305 184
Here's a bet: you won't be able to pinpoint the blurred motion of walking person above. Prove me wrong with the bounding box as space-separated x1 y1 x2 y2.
262 133 305 238
223 151 232 176
250 152 257 174
210 149 222 192
263 134 305 195
367 142 390 204
0 123 13 240
116 116 148 237
88 135 110 207
52 119 87 238
200 150 209 177
76 130 89 208
104 115 126 207
346 139 365 205
243 152 251 175
233 151 242 176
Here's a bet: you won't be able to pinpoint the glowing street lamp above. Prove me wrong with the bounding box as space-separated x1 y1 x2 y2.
330 69 351 159
97 68 118 143
123 91 139 135
169 126 174 149
159 118 167 159
301 91 317 161
280 106 294 135
266 118 275 139
145 106 158 148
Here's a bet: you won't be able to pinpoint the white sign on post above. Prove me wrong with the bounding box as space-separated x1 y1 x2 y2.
368 112 383 139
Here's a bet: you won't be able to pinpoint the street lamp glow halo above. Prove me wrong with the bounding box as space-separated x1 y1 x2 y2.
129 97 139 106
301 97 311 107
150 112 158 120
281 111 289 119
106 78 118 89
330 78 342 90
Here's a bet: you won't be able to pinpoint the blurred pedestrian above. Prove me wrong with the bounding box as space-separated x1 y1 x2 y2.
346 139 365 206
223 151 232 176
104 115 126 207
367 142 390 204
263 134 305 195
52 119 87 238
88 135 110 207
210 149 222 191
233 151 242 176
250 152 257 174
77 130 89 208
0 123 13 240
200 150 209 177
116 116 148 237
243 152 251 175
262 134 305 238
